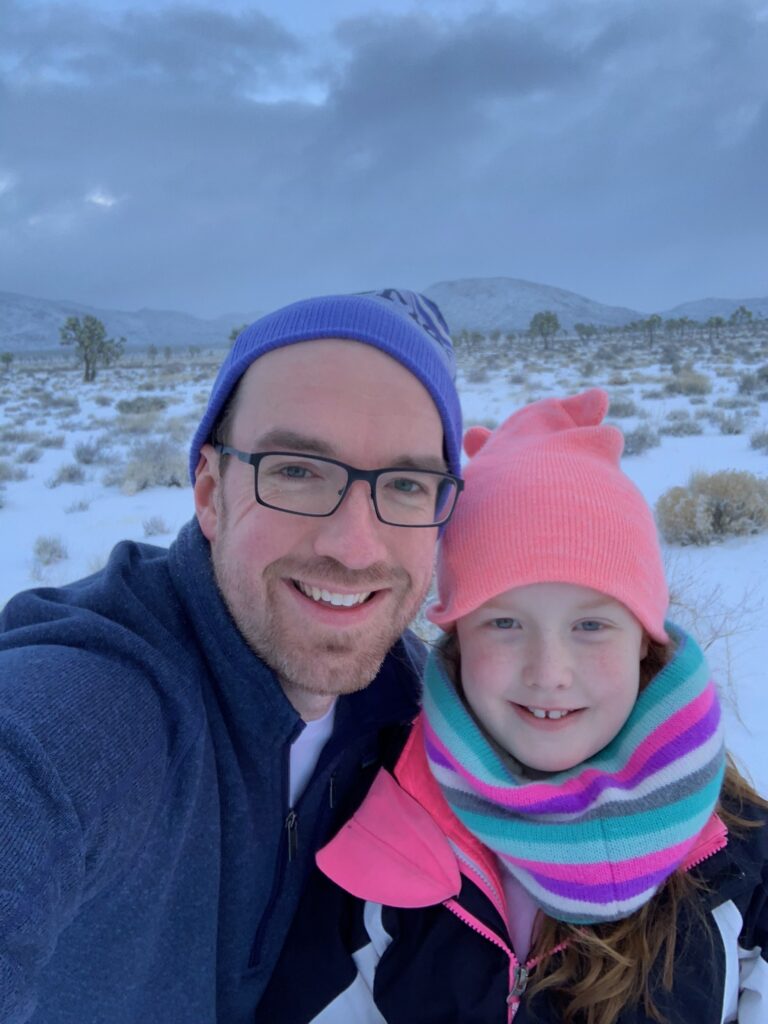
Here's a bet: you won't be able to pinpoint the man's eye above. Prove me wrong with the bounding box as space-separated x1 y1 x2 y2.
281 465 313 479
391 477 426 494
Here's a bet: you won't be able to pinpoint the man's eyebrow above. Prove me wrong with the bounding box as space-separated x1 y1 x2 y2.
253 429 448 473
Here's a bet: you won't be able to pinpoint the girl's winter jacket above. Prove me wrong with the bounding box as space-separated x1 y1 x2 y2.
257 717 768 1023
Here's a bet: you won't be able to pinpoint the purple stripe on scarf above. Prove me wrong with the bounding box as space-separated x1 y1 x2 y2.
509 696 721 816
517 862 672 903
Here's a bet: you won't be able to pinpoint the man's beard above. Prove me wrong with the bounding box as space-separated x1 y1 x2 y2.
211 544 428 702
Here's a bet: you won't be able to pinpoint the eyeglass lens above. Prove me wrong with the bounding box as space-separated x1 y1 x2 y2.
255 453 456 525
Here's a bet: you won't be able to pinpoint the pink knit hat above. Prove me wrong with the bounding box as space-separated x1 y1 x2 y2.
427 388 669 641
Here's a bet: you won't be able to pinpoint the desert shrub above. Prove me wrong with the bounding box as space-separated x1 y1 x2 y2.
0 460 28 482
38 434 66 449
143 515 171 537
737 364 768 395
641 389 665 400
717 413 744 435
465 365 490 384
47 463 86 487
115 395 170 415
65 499 91 513
0 427 40 445
750 429 768 453
48 394 80 412
621 424 660 456
74 439 110 465
656 470 768 545
116 439 188 495
93 394 113 407
715 396 753 411
664 367 712 396
608 397 638 418
115 412 162 435
608 373 630 386
659 413 703 437
16 445 43 464
33 535 68 565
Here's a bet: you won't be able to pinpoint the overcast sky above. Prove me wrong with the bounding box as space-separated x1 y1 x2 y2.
2 0 767 318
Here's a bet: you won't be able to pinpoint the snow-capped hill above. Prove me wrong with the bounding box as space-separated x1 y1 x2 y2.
423 277 642 332
0 291 260 352
660 296 768 321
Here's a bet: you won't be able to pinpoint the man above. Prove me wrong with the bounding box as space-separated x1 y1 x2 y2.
0 289 463 1023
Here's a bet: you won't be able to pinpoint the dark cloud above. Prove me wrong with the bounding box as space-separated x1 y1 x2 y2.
0 0 766 316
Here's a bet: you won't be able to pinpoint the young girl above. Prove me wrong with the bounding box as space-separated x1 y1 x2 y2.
256 388 768 1024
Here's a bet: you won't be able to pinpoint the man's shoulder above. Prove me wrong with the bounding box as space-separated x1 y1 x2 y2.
0 530 211 744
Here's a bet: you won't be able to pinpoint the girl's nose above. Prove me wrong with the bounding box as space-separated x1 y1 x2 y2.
522 638 573 690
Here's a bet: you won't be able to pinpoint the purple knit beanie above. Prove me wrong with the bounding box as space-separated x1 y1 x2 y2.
189 289 462 482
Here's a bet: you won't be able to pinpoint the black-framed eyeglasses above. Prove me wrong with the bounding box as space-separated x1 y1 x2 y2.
214 446 464 528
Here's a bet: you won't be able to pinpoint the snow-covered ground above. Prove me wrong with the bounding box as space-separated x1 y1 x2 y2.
1 337 766 792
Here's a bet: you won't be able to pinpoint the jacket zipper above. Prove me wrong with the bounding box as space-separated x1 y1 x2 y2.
248 739 299 968
444 897 567 1022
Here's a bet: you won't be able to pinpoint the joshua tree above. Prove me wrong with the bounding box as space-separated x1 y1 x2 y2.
60 315 125 383
529 311 560 351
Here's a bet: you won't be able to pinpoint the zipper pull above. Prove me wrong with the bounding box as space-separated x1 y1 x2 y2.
508 964 529 1000
329 773 336 809
285 810 298 862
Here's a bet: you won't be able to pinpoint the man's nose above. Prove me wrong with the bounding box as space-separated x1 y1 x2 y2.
311 479 390 569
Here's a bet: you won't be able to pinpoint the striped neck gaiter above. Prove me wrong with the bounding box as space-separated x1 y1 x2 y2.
422 624 725 924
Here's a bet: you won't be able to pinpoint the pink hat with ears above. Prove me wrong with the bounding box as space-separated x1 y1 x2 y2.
427 388 669 641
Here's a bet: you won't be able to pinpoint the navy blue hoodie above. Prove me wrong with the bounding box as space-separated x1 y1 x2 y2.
0 519 423 1023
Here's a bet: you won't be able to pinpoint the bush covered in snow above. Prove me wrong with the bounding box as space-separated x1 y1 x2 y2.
656 470 768 545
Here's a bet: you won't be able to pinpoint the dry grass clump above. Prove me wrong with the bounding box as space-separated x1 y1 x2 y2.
112 439 188 495
0 427 41 445
33 535 69 565
47 462 86 487
0 459 28 483
621 424 660 456
74 439 111 465
93 393 113 407
16 445 43 464
715 412 744 435
114 412 162 435
738 364 768 396
115 395 171 415
38 434 66 449
659 411 703 437
656 470 768 545
143 515 171 537
750 429 768 453
664 366 712 397
608 397 638 418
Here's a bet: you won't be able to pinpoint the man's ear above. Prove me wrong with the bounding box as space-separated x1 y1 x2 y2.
194 443 220 541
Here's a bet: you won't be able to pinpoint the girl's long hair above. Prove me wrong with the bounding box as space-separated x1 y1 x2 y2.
439 634 768 1024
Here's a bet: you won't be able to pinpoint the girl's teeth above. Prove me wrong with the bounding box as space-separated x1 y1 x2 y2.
527 707 571 720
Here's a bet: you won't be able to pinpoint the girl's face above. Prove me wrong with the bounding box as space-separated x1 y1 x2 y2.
455 582 648 773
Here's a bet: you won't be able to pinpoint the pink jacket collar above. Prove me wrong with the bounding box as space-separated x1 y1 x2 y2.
316 714 728 910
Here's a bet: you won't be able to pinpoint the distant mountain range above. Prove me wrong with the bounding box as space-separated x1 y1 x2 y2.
0 291 261 353
2 280 767 352
423 278 768 332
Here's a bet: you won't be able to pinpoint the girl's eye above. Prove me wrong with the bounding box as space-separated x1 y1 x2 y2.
491 617 520 630
576 620 604 632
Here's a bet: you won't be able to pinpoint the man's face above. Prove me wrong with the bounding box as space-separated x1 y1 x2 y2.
195 339 445 719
